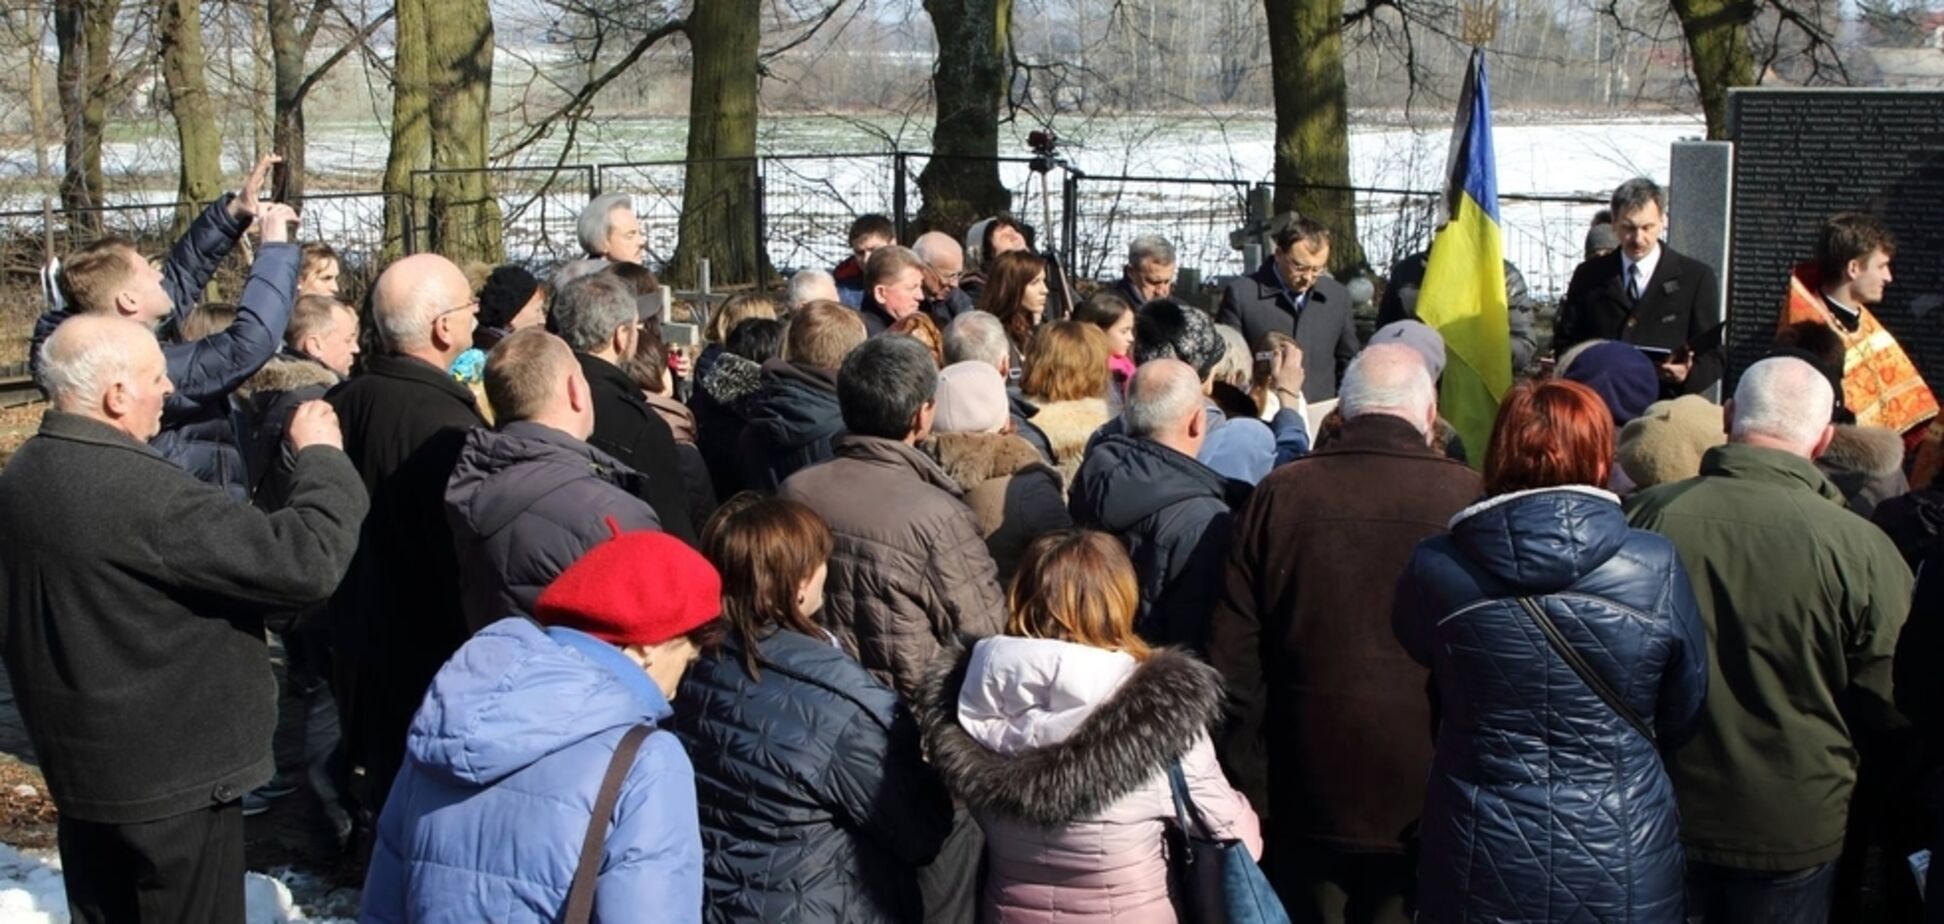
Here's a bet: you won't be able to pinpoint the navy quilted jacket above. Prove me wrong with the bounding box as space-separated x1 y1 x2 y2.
670 629 953 923
1392 485 1708 923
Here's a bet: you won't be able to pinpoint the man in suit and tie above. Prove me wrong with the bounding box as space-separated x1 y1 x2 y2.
1217 215 1362 401
1556 177 1724 398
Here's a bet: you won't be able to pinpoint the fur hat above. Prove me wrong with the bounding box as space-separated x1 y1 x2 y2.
534 528 722 647
1133 299 1224 379
1617 394 1725 490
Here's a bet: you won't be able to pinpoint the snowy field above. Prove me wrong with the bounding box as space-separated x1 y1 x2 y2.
0 113 1705 297
0 843 350 924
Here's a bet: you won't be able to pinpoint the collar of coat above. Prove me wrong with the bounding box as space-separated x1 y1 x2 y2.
1699 442 1846 504
831 434 966 497
913 638 1223 827
364 353 481 408
1318 412 1439 458
35 410 164 458
923 431 1053 491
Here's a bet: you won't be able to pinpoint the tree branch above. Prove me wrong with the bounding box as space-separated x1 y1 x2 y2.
495 17 687 162
292 6 394 104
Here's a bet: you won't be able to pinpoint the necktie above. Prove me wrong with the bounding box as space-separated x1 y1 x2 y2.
1628 264 1642 303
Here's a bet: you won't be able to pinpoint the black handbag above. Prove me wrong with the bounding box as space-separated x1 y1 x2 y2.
1165 759 1292 924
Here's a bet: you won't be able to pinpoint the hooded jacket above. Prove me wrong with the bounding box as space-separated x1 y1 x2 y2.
1817 423 1909 518
237 350 341 509
444 422 661 632
578 352 701 545
923 431 1072 583
780 436 1007 699
361 618 702 924
672 629 953 923
1069 434 1251 651
690 351 765 498
742 359 845 493
1393 486 1709 923
916 638 1261 924
1626 443 1913 870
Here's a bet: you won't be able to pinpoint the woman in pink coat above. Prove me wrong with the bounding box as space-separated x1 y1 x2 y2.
916 530 1261 922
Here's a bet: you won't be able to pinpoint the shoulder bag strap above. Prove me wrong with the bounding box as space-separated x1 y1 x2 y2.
1166 759 1214 841
1515 597 1657 745
562 724 655 924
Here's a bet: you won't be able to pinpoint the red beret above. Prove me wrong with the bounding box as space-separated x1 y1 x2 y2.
534 530 722 647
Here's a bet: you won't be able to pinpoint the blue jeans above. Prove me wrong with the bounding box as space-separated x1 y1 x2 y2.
1686 860 1836 924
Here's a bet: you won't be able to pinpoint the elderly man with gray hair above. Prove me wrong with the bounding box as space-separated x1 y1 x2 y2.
1 315 366 923
1069 358 1251 652
1111 233 1177 308
787 268 839 311
1627 356 1910 921
1210 342 1482 921
576 193 646 264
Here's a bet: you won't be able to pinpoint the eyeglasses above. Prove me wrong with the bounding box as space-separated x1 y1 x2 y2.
438 298 479 317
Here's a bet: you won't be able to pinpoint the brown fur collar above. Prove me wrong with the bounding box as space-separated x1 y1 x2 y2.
923 432 1052 491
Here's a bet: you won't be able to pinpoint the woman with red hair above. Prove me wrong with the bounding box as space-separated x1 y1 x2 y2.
1391 379 1708 923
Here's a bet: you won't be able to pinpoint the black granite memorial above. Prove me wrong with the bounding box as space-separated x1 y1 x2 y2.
1725 89 1944 387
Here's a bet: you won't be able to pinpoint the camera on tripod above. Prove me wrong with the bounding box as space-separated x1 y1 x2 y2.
1027 130 1061 175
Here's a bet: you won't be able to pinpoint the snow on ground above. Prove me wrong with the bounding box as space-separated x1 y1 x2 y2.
0 844 351 924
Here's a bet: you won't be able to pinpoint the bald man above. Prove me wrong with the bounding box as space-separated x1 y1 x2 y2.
913 230 976 323
326 253 488 827
0 316 365 923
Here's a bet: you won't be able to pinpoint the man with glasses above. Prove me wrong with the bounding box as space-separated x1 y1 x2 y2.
1218 215 1363 401
913 230 976 323
326 253 488 844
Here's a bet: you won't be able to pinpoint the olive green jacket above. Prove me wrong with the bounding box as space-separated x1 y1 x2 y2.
1626 443 1913 870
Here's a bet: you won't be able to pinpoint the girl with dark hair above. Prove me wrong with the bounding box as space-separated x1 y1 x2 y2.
1392 379 1708 923
1073 290 1137 398
918 530 1260 923
690 318 785 499
672 495 952 924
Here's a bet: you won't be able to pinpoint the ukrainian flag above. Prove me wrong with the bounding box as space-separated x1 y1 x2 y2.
1418 49 1511 466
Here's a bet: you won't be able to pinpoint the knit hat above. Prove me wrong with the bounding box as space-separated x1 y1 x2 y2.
933 361 1009 434
1586 223 1620 260
1617 394 1726 490
1560 341 1660 425
1369 320 1447 380
477 266 541 330
1133 299 1225 379
534 528 722 647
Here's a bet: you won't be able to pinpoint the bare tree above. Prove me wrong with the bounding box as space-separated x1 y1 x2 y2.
55 0 121 230
914 0 1014 241
270 0 396 205
158 0 223 232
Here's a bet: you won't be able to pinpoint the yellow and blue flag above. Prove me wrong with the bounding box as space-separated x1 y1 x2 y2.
1418 49 1511 466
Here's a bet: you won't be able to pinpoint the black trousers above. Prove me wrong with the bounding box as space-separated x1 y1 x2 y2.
58 801 246 924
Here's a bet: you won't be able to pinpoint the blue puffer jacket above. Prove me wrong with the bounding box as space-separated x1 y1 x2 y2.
671 629 952 923
1392 486 1708 923
361 618 702 924
32 196 296 501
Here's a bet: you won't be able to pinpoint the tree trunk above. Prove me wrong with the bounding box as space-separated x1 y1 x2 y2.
914 0 1014 243
269 0 307 206
158 0 224 235
55 0 117 234
247 0 274 162
1263 0 1365 274
382 0 431 258
17 9 51 181
668 0 768 286
423 0 501 264
1669 0 1755 140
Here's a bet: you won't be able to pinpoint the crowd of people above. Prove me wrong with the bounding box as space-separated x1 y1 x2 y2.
1 153 1943 924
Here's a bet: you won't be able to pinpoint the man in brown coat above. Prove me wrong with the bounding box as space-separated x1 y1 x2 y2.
779 334 1006 924
1209 343 1482 923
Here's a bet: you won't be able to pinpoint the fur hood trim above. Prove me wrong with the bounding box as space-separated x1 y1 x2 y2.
1821 424 1904 477
924 432 1053 492
914 639 1224 826
1028 397 1113 456
701 352 764 407
236 353 339 400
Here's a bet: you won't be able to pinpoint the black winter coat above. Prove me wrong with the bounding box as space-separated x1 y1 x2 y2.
1556 245 1724 398
237 350 341 509
32 197 299 500
690 351 764 499
444 421 662 632
741 359 845 492
1069 434 1250 651
672 629 953 924
1392 486 1709 923
1215 262 1361 401
0 412 366 823
328 354 485 732
577 352 700 545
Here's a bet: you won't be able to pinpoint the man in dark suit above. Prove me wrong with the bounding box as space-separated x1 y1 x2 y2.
1556 177 1723 398
1216 215 1361 401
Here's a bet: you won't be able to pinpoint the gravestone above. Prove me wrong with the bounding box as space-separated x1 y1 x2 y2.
1668 140 1734 401
1725 88 1944 388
